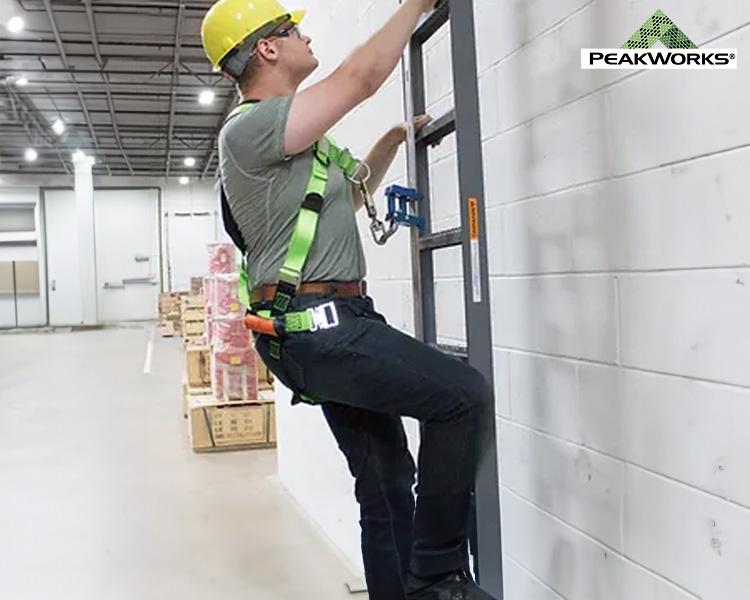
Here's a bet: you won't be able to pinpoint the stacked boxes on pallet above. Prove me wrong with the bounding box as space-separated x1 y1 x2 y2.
188 390 275 451
158 292 183 337
184 242 276 453
181 295 206 342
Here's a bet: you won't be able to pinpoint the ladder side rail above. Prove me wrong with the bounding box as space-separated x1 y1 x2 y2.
449 0 504 596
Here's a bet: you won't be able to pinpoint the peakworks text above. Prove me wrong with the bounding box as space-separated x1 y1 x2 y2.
590 51 732 66
581 49 737 69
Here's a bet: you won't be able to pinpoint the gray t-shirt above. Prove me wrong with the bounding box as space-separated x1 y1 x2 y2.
218 96 367 290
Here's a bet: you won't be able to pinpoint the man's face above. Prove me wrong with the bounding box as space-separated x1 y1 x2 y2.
260 21 319 81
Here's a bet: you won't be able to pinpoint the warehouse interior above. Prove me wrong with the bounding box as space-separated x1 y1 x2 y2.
1 0 748 599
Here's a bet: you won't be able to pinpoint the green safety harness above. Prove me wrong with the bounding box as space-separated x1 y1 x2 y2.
220 101 395 363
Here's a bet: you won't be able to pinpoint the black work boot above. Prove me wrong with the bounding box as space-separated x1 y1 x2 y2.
405 569 497 600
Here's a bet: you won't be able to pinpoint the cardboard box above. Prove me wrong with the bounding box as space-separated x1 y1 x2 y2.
190 277 204 296
182 307 205 323
186 346 211 388
182 376 211 419
268 403 277 444
184 336 206 350
159 292 182 314
182 295 204 309
188 396 274 452
182 320 205 337
158 320 175 337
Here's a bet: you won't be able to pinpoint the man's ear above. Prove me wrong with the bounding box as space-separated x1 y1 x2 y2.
256 39 279 63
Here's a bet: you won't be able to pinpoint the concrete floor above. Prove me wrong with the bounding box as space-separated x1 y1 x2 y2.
0 326 365 600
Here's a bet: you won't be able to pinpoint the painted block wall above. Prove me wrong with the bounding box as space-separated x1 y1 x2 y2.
277 0 750 596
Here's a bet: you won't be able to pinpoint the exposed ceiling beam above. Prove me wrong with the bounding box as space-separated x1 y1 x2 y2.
165 0 187 179
1 50 209 64
18 0 215 12
82 0 134 175
0 36 205 50
40 0 111 175
6 80 227 92
22 108 224 117
1 82 71 174
0 67 214 76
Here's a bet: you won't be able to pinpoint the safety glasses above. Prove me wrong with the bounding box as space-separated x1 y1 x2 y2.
267 23 302 40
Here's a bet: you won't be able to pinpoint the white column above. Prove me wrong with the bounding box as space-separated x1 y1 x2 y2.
73 153 98 325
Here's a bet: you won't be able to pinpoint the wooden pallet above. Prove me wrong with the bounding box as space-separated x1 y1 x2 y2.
187 395 276 452
193 442 277 454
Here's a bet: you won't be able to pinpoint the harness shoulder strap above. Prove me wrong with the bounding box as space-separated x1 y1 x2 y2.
316 136 362 180
270 141 329 315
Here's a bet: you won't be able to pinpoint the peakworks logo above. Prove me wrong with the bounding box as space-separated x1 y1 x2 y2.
581 9 737 70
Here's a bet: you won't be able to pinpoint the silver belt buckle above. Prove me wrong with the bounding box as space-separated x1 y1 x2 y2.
308 301 339 332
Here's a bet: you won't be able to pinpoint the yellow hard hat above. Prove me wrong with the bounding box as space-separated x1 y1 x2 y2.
201 0 306 72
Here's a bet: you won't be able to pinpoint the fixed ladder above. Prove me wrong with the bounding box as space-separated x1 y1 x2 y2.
401 0 504 597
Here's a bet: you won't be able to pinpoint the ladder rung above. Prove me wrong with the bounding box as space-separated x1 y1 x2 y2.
413 0 450 45
429 343 468 361
416 109 455 147
419 227 462 252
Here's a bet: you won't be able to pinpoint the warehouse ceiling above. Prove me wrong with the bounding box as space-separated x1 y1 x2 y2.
0 0 237 178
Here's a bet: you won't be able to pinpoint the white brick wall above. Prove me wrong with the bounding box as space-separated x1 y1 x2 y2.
484 0 750 598
278 0 750 596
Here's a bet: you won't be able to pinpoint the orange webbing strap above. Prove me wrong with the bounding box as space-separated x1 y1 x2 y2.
244 314 278 337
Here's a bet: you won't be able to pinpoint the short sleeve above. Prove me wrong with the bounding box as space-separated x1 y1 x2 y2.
222 96 293 171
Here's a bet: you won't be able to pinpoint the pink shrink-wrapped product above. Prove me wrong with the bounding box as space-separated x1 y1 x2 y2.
211 273 243 317
202 276 213 307
212 347 258 401
207 242 236 275
204 304 214 347
213 315 250 349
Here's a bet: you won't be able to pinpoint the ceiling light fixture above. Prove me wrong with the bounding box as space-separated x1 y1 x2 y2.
24 148 38 162
52 119 65 135
198 90 215 105
179 176 189 185
7 17 24 34
184 157 196 167
15 76 28 87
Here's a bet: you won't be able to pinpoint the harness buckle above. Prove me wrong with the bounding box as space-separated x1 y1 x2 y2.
308 301 339 332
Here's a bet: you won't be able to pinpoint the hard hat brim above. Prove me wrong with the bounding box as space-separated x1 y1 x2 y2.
289 9 306 25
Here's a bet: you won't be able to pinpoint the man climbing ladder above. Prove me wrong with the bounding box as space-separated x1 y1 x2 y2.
201 1 496 598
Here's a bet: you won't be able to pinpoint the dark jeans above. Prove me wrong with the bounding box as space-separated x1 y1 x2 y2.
254 294 493 600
